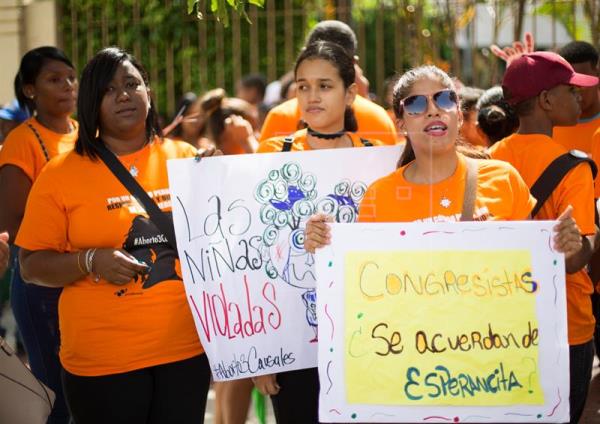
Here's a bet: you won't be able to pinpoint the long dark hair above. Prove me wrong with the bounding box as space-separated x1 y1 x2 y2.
392 65 487 167
75 47 162 159
15 46 74 115
294 40 358 132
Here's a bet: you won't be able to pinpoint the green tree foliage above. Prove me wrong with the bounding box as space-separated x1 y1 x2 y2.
58 0 302 118
187 0 265 27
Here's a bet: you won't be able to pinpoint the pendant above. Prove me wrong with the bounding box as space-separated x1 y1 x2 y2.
129 165 139 177
440 196 451 208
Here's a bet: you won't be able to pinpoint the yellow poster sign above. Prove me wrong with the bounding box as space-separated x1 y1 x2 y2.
344 250 543 406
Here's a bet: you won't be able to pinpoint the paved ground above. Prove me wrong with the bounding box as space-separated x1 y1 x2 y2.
2 305 598 423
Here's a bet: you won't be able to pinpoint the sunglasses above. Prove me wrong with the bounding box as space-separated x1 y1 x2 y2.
400 90 458 116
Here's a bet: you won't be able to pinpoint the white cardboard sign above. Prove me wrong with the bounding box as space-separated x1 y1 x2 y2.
316 221 569 423
168 145 402 380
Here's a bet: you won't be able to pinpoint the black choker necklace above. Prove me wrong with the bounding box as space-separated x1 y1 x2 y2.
307 127 345 140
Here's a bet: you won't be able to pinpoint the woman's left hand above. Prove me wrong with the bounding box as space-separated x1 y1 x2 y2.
195 145 223 160
553 205 583 259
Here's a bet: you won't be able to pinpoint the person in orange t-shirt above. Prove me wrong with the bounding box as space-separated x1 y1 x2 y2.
259 20 397 145
489 51 598 424
306 64 582 422
253 40 385 424
305 65 542 239
0 46 77 424
305 64 583 419
590 126 600 360
17 48 216 424
260 94 396 145
553 42 600 155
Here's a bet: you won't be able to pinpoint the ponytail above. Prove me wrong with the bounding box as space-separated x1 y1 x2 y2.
344 106 358 132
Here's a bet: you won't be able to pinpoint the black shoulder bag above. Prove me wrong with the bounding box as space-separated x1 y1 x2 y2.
94 143 177 250
529 150 597 219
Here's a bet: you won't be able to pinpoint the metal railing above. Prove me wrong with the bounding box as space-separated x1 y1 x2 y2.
57 0 595 117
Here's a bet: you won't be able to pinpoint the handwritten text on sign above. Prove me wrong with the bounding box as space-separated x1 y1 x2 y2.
345 250 542 405
168 146 401 381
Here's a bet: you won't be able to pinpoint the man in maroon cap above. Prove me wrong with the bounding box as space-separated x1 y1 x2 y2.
489 51 599 424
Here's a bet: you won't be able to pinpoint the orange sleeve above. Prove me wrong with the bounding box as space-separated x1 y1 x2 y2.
556 163 596 235
259 108 297 142
591 129 600 199
15 163 69 252
0 127 37 181
487 141 510 163
256 138 284 153
364 110 397 146
504 163 537 220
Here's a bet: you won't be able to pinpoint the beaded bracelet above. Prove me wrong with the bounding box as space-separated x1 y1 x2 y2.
85 248 97 274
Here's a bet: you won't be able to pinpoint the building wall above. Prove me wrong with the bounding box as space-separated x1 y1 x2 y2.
0 0 57 106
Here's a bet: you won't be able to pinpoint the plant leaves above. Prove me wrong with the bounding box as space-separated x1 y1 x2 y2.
187 0 197 14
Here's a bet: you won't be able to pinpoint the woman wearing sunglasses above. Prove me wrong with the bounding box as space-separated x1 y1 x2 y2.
305 65 582 264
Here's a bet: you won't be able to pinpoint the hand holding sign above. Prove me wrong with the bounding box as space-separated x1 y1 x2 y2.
304 213 333 253
553 205 583 258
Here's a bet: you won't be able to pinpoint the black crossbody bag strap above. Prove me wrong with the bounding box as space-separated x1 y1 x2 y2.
281 136 294 152
530 152 597 219
359 138 373 147
26 123 50 163
94 143 178 250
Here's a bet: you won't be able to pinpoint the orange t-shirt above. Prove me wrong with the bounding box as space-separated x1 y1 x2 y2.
16 138 203 376
553 112 600 155
259 95 397 146
0 117 78 181
590 127 600 198
358 153 535 223
489 133 596 345
257 128 383 153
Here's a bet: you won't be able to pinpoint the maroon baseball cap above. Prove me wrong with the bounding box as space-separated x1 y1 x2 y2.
502 51 599 105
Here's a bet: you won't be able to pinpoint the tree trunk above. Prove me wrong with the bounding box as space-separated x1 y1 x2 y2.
444 0 460 79
513 0 526 41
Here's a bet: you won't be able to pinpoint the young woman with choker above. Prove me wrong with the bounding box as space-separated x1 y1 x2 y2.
253 40 383 424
